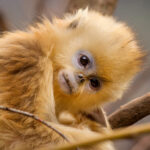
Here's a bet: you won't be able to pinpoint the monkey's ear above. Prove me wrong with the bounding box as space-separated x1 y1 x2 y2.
53 8 89 30
67 8 89 29
67 19 79 29
53 18 67 28
53 18 79 30
53 17 79 29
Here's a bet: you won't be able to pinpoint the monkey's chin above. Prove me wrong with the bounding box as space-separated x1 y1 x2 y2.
58 70 78 95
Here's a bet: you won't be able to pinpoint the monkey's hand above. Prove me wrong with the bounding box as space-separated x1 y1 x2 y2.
58 108 110 134
77 107 111 133
81 107 108 126
58 111 77 125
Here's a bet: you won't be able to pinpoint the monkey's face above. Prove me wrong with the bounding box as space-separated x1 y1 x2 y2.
53 48 107 113
57 50 101 95
52 9 143 113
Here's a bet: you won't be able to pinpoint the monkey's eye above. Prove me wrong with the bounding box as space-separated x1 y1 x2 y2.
89 77 101 91
79 55 90 67
72 50 94 70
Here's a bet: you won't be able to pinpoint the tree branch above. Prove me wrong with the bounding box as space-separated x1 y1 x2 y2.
0 105 69 142
109 92 150 129
54 123 150 150
66 0 118 15
32 0 46 22
0 12 8 32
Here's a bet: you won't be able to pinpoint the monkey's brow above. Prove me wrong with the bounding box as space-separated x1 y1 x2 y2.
67 20 78 29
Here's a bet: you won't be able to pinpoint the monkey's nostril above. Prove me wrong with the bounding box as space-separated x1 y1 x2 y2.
78 74 83 79
80 78 85 83
77 74 85 84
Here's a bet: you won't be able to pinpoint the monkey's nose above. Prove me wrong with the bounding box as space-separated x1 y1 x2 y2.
76 73 85 84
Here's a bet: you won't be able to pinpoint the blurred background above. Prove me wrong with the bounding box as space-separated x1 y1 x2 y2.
0 0 149 149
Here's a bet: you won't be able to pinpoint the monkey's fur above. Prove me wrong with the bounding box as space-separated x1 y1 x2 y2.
0 9 143 150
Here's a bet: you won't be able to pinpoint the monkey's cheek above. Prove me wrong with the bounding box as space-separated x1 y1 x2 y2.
58 70 78 95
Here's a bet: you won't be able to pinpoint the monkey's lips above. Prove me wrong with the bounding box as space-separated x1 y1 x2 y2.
58 70 78 94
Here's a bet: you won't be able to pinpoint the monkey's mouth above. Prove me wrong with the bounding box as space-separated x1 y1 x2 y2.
62 73 73 94
58 70 77 94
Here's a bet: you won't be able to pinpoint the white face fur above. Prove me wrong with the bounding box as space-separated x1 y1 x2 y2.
58 50 102 95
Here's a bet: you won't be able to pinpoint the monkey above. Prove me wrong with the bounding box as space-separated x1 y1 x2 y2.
0 9 143 150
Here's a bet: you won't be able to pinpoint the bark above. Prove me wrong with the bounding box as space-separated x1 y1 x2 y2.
109 92 150 129
0 12 8 32
66 0 118 15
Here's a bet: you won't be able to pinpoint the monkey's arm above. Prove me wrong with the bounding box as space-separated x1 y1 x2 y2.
0 116 108 150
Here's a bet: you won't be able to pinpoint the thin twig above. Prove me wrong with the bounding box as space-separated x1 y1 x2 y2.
54 123 150 150
109 92 150 129
0 105 69 142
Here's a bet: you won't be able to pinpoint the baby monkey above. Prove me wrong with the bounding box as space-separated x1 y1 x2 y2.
0 9 143 150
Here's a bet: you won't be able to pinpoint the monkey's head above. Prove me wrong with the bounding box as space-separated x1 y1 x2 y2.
51 9 143 114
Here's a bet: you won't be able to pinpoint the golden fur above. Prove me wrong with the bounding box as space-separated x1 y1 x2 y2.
0 9 143 150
